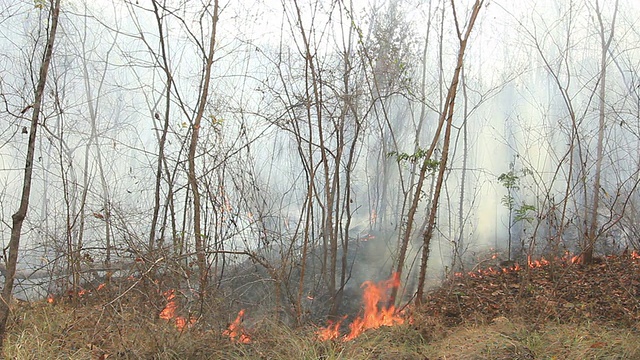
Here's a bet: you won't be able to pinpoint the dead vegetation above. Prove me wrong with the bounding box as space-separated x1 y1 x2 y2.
4 253 640 359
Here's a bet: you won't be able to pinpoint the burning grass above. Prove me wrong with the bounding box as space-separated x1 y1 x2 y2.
317 272 404 341
4 252 640 359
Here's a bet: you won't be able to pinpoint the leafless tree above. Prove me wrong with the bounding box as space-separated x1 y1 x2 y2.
0 0 61 350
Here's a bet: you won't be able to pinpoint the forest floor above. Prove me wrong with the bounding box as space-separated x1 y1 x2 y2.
4 252 640 359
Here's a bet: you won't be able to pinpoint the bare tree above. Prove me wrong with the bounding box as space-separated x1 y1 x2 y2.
415 0 484 304
0 0 61 349
583 0 619 263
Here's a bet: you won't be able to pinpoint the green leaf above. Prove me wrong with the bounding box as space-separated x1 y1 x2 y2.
498 171 519 190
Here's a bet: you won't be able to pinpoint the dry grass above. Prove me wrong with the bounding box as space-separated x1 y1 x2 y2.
523 322 640 359
4 299 237 359
4 296 640 359
4 299 430 360
421 316 640 360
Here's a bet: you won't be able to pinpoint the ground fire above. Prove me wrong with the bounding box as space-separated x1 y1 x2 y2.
223 309 251 343
159 289 196 331
317 272 405 341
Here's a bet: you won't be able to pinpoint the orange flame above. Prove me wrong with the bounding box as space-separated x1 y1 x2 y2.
527 255 550 268
571 254 583 264
175 316 196 331
317 318 343 341
224 309 251 343
47 294 54 304
344 272 404 341
159 289 196 331
317 273 404 341
159 290 177 321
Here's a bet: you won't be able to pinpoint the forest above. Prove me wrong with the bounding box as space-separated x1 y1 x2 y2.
0 0 639 358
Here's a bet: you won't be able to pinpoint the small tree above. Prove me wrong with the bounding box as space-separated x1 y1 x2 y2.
0 0 61 351
498 168 536 261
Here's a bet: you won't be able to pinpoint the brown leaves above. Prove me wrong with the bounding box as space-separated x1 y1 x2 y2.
422 253 640 327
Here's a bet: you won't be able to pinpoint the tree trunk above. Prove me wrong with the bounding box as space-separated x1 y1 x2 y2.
584 0 617 264
149 0 173 255
415 0 484 305
188 0 219 297
0 0 61 351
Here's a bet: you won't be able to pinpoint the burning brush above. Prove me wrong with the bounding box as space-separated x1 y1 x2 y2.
223 309 251 343
317 272 405 341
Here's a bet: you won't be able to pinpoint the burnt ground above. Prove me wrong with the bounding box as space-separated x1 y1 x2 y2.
418 252 640 331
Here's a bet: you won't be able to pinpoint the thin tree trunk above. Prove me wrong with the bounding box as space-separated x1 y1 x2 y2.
0 0 61 350
149 0 173 254
388 1 436 306
415 0 484 305
456 66 469 270
188 0 219 297
584 0 617 264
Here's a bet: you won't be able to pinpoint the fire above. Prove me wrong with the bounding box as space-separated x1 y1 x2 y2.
317 318 343 341
317 273 405 341
159 289 196 331
223 309 251 343
47 294 54 304
453 251 640 281
571 254 584 264
175 316 196 331
159 290 177 320
360 233 376 242
527 255 550 268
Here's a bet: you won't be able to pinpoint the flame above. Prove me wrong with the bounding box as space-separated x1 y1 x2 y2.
527 255 550 268
223 309 251 343
453 251 640 290
175 316 196 331
453 251 638 281
97 283 106 291
360 234 376 242
159 289 196 331
344 272 404 341
47 294 54 304
159 290 177 320
317 319 343 341
317 273 405 342
571 254 583 264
